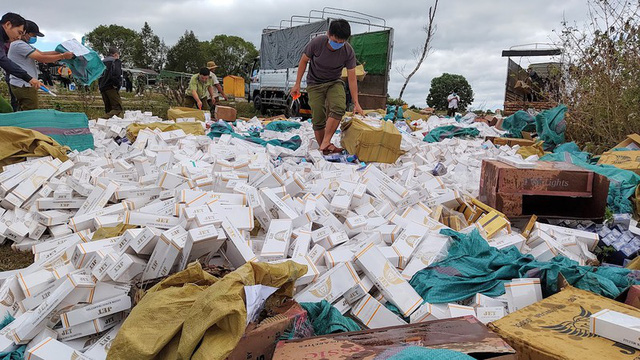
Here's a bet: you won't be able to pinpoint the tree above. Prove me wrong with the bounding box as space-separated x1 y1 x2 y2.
85 25 138 64
426 73 474 111
398 0 439 101
201 35 258 79
165 31 205 73
132 22 163 71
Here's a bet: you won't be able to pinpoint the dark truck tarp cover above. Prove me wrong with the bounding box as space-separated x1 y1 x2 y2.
260 20 329 70
349 30 390 75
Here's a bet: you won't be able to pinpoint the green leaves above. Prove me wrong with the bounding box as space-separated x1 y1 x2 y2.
426 73 474 111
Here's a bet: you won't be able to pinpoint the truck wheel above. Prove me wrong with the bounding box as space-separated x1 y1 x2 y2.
285 97 301 118
253 94 266 114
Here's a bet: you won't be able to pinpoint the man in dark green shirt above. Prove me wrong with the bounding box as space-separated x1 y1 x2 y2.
184 67 215 111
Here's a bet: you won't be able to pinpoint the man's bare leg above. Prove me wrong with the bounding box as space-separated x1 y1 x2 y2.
319 116 343 152
314 130 325 149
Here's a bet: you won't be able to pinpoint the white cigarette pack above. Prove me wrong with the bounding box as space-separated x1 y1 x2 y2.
222 220 258 267
260 188 298 219
123 211 180 229
324 247 355 269
36 198 85 210
391 222 429 269
75 181 119 217
354 242 423 317
410 302 450 323
83 322 122 360
343 276 374 305
351 293 406 329
294 262 359 304
34 210 72 226
12 273 95 344
261 219 292 261
589 309 640 350
504 278 542 313
129 227 160 255
25 337 93 360
107 254 146 282
291 229 312 258
308 244 326 266
401 232 450 279
448 304 476 318
60 294 131 328
476 306 506 324
56 312 124 341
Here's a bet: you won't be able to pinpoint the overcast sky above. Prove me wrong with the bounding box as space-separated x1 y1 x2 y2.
11 0 589 110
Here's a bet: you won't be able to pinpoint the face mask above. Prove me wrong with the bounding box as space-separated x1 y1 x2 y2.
28 37 37 44
328 39 345 50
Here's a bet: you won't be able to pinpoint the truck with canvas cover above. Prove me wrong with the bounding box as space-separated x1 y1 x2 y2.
249 8 393 117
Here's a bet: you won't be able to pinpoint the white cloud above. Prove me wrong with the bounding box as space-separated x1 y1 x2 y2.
11 0 590 109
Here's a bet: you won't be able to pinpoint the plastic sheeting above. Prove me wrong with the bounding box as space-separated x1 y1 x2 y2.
0 109 93 151
260 21 329 70
107 261 306 360
264 121 301 132
423 125 480 143
501 110 535 138
55 41 106 86
405 229 637 305
535 105 567 151
300 301 361 335
349 30 391 75
208 122 302 150
0 127 69 169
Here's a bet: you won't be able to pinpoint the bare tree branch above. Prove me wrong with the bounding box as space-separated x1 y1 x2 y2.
398 0 439 101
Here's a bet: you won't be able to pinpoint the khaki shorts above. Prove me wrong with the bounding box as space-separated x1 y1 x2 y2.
307 80 346 131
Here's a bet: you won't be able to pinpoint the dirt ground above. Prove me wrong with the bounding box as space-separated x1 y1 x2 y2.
0 244 33 271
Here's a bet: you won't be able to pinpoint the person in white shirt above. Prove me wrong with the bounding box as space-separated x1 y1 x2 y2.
447 90 460 117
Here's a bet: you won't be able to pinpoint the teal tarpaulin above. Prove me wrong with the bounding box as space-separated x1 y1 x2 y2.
300 301 361 335
0 109 94 151
423 125 480 143
502 110 535 138
55 42 106 86
264 121 301 132
208 122 301 150
402 229 636 305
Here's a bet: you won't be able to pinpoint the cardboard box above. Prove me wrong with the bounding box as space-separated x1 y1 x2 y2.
598 151 640 175
351 293 406 329
227 301 309 360
626 285 640 309
489 286 640 360
590 309 640 350
409 302 450 323
476 306 507 324
273 316 517 360
486 136 536 147
354 242 423 317
215 105 237 121
479 160 609 220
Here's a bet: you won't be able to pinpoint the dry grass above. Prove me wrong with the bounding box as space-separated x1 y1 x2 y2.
0 244 33 271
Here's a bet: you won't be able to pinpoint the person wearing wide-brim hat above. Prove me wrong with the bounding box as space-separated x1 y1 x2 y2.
205 61 227 113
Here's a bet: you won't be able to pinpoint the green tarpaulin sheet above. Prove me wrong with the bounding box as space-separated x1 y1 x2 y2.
423 125 480 143
300 301 361 335
401 229 636 306
264 121 301 132
0 109 93 151
349 30 390 75
208 122 301 150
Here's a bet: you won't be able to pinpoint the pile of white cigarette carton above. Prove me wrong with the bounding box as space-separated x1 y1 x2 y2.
0 111 599 359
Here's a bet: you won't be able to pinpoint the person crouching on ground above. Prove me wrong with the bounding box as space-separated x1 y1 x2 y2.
291 19 364 155
184 67 216 111
8 20 73 110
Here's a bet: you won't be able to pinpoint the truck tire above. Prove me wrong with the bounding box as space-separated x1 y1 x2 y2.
285 97 301 118
253 94 266 114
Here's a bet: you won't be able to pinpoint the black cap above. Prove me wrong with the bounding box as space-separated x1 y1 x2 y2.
25 20 44 37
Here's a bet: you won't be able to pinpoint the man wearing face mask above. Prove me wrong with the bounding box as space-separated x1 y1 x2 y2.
0 13 44 112
7 20 73 110
291 19 364 154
